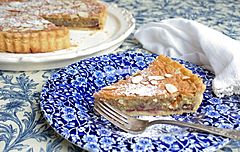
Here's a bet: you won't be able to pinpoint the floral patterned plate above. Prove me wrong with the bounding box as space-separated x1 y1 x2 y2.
40 50 239 152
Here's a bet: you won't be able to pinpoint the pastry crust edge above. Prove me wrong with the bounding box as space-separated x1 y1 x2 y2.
0 27 70 53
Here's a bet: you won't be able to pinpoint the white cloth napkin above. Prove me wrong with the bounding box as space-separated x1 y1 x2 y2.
134 18 240 97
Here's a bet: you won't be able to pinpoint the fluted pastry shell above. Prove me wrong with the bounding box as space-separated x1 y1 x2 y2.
0 27 70 53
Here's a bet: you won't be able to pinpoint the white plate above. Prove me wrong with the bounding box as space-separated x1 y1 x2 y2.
0 4 135 71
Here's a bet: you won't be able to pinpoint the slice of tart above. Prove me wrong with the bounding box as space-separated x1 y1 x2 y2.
94 55 206 116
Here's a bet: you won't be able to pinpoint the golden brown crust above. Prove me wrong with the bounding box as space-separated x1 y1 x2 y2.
0 0 25 2
97 5 107 30
0 27 70 53
94 55 206 116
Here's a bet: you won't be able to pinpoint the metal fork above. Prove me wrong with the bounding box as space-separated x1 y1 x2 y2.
94 101 240 140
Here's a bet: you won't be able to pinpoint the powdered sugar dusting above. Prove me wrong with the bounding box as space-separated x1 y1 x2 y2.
0 12 54 32
121 84 166 96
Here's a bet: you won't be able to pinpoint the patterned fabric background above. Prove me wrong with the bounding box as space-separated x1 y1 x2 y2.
0 0 239 151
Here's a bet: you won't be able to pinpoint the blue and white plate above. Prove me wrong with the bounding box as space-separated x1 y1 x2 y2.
40 50 239 152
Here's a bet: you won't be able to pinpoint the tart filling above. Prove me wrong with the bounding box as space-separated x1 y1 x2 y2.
94 55 206 116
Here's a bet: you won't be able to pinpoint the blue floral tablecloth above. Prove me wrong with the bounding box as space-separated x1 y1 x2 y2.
0 0 240 151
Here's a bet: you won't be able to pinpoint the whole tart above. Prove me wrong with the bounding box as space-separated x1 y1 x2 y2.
0 0 107 53
0 12 70 53
94 55 206 116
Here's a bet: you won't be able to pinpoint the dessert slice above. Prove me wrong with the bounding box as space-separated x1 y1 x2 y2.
94 55 206 116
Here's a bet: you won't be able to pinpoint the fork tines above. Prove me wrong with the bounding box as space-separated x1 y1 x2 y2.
94 101 130 132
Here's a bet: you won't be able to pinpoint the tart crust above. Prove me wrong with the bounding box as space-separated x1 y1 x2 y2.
0 27 70 53
94 55 206 116
0 0 25 2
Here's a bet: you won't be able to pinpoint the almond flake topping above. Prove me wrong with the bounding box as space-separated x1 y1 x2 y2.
150 80 158 85
102 86 117 90
141 81 149 85
165 74 173 78
148 76 165 81
118 99 125 105
182 76 191 80
12 23 21 27
21 23 32 28
78 12 89 18
131 75 143 84
165 84 178 94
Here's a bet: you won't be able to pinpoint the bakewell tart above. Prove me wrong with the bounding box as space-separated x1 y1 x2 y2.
0 0 107 53
0 11 70 53
94 55 206 116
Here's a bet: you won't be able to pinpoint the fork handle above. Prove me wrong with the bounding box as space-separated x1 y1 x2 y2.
149 120 240 140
